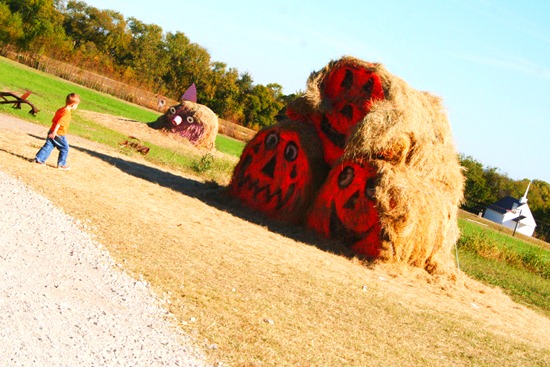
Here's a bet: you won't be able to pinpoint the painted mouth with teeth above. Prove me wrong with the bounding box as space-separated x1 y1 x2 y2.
166 104 204 143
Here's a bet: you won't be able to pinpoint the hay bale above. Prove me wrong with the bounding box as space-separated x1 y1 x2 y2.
229 119 329 224
158 101 218 150
286 57 385 166
306 159 382 259
341 58 465 274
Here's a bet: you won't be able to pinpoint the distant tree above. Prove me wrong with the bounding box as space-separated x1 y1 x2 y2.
62 2 131 73
242 83 284 129
483 166 511 204
459 154 491 210
63 1 131 67
206 62 243 122
3 0 70 54
460 154 550 239
275 91 302 121
162 31 195 96
125 17 168 88
0 3 24 46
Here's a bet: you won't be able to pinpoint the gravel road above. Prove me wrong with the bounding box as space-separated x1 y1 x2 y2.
0 169 211 367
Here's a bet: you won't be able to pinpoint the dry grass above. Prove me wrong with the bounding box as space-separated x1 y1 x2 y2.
1 113 549 367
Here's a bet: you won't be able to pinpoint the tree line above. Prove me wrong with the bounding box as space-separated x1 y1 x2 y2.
0 0 293 130
1 1 549 239
460 155 550 240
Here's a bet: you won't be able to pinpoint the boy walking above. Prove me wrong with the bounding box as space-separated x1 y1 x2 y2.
35 93 80 170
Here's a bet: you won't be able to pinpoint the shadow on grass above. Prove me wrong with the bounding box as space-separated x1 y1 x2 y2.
61 141 356 259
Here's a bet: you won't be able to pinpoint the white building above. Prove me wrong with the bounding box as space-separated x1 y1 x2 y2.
482 181 537 237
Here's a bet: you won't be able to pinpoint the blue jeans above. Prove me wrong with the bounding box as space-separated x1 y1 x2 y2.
35 135 70 166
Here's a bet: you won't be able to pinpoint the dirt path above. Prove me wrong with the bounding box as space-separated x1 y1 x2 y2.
1 112 549 366
0 116 211 365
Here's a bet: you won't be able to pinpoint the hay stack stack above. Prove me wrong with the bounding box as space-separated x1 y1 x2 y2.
231 56 464 274
291 56 464 273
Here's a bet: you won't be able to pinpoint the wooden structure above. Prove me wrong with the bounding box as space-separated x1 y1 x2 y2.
0 91 39 116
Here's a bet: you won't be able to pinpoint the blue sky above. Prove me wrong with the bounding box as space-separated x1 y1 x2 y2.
83 0 550 183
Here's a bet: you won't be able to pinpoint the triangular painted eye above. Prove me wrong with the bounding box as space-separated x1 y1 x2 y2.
365 177 377 199
338 166 354 188
265 132 279 149
284 142 298 162
186 116 195 124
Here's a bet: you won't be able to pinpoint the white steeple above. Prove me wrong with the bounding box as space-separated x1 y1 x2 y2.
520 180 532 204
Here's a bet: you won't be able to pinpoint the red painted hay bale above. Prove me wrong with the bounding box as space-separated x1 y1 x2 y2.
229 120 329 224
306 159 382 259
287 57 385 166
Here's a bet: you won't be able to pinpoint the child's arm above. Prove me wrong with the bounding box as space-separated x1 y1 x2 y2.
48 123 60 139
48 107 69 138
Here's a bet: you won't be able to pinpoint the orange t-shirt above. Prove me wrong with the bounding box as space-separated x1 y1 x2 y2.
49 107 72 136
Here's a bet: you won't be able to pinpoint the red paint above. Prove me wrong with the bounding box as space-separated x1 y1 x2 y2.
288 64 384 166
229 122 326 224
306 160 382 259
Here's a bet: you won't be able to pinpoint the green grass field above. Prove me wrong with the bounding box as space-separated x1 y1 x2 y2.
2 55 549 318
0 56 244 182
457 218 550 316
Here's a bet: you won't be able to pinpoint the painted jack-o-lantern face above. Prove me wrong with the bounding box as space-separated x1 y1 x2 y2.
306 160 382 259
288 63 385 166
229 121 327 224
164 104 204 144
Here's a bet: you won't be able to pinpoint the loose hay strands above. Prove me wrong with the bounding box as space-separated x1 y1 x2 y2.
343 60 465 274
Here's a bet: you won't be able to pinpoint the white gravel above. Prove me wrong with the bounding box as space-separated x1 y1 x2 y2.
0 170 211 367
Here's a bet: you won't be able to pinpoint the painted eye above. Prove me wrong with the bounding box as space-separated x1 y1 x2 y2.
338 166 354 188
265 132 279 149
169 106 177 114
186 116 195 124
284 142 298 162
365 177 377 199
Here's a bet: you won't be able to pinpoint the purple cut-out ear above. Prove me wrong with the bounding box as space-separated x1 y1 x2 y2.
180 83 197 103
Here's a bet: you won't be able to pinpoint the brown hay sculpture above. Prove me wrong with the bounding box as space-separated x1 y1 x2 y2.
229 120 329 224
158 101 218 150
341 59 465 274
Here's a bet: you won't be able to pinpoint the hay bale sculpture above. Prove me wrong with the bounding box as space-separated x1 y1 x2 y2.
154 84 219 150
229 120 328 224
229 56 464 274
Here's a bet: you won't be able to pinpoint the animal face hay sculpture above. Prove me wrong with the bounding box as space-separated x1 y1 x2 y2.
306 159 382 259
162 100 218 150
287 57 385 166
229 120 328 224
